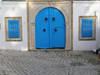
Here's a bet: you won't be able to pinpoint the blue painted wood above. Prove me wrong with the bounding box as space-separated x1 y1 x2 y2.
50 8 65 48
35 7 65 49
81 19 93 38
8 20 20 38
35 8 50 48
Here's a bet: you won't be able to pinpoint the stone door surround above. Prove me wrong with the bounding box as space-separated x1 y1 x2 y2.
28 1 71 50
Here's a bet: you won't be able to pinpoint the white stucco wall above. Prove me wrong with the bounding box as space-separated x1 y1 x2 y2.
1 1 100 51
73 1 100 50
0 2 28 51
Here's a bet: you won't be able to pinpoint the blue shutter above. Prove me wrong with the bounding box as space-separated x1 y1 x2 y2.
81 19 93 38
8 20 20 38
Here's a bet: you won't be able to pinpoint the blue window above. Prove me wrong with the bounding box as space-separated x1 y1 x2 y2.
8 20 20 38
81 19 93 38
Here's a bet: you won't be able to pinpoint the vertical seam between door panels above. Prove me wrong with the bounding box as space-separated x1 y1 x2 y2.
49 8 50 48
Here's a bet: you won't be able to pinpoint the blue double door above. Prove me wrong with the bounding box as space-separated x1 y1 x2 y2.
35 7 65 49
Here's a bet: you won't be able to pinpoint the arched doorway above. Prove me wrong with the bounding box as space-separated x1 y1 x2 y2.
35 7 66 49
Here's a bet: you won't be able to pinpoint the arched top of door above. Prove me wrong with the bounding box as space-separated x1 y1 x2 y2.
30 4 69 25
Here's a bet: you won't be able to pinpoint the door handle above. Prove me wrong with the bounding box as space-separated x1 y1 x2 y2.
55 29 57 32
43 29 46 32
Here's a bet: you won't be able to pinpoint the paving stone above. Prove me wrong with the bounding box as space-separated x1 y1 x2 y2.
0 50 100 75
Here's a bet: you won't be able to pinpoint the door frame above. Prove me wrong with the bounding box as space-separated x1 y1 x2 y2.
28 1 71 50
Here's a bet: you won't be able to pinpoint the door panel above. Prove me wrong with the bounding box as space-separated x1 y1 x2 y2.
35 8 50 48
50 8 65 48
35 7 65 49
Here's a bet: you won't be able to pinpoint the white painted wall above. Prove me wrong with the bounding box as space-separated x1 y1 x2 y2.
0 0 1 8
73 1 100 50
1 1 100 51
0 2 28 51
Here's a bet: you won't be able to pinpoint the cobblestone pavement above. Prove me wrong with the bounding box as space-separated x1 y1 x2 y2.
0 50 100 75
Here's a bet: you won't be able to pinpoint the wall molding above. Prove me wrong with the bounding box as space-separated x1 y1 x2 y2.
28 1 71 50
5 17 23 41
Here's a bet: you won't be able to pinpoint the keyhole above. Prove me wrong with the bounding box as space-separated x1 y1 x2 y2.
43 29 46 32
53 17 55 21
45 18 48 21
55 29 57 32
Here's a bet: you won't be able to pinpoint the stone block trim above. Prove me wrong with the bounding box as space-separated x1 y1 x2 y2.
28 1 71 50
79 16 96 40
5 17 23 41
27 0 72 2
